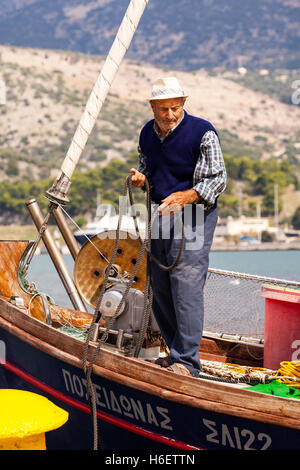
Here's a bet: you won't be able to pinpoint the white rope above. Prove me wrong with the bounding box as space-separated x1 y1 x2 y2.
56 0 149 181
57 201 125 279
58 202 114 264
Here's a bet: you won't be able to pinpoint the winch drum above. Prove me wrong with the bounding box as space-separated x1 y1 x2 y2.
73 230 147 309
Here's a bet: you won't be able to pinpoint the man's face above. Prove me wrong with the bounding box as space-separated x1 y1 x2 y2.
150 97 186 136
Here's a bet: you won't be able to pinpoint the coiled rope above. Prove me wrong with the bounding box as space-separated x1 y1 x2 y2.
194 359 300 389
276 361 300 389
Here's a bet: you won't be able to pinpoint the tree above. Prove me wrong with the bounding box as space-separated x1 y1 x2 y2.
292 206 300 230
262 186 283 216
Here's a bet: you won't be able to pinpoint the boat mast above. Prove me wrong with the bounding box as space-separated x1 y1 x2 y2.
46 0 149 205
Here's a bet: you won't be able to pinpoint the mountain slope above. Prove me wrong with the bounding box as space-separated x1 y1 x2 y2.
1 44 300 182
0 44 300 222
0 0 299 71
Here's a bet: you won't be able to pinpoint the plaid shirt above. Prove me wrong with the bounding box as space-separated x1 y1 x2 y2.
193 130 227 207
138 122 227 208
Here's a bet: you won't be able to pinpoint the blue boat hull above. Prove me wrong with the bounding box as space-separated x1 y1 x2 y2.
1 325 299 451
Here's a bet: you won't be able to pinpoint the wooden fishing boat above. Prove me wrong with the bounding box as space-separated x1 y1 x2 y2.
0 237 300 451
1 0 299 452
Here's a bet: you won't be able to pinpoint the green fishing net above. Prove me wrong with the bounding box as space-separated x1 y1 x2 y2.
244 380 300 399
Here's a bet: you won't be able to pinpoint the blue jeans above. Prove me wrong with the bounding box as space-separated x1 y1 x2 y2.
150 204 218 377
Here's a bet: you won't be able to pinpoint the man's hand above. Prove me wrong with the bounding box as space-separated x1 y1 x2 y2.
158 189 201 216
130 168 146 188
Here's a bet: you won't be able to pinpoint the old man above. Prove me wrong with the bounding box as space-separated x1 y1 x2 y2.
131 77 226 377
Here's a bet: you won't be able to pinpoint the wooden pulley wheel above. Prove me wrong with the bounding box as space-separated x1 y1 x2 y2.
74 230 147 308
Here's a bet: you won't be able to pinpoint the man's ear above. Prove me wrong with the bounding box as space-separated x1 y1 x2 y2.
150 100 155 112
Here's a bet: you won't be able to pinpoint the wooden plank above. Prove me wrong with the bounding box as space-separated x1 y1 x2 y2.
1 296 300 426
199 337 264 367
0 241 93 327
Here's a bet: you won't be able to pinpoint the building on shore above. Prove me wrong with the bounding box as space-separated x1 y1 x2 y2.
213 216 300 249
215 215 269 240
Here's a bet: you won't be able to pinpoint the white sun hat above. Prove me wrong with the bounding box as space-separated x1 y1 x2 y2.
148 77 188 101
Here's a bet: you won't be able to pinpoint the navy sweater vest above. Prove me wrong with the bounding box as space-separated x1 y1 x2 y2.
139 111 217 204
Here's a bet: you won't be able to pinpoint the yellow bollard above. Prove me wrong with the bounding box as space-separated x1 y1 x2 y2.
0 389 68 450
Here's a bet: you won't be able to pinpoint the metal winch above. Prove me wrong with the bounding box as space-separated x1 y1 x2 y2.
100 283 159 334
74 231 160 353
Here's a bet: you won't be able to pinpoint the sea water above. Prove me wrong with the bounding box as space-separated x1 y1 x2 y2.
210 249 300 282
26 250 300 310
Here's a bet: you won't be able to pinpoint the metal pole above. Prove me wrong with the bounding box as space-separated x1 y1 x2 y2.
274 184 279 230
51 205 80 260
26 199 86 312
46 0 149 205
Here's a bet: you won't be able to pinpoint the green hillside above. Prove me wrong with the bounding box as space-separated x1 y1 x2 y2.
0 45 299 226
